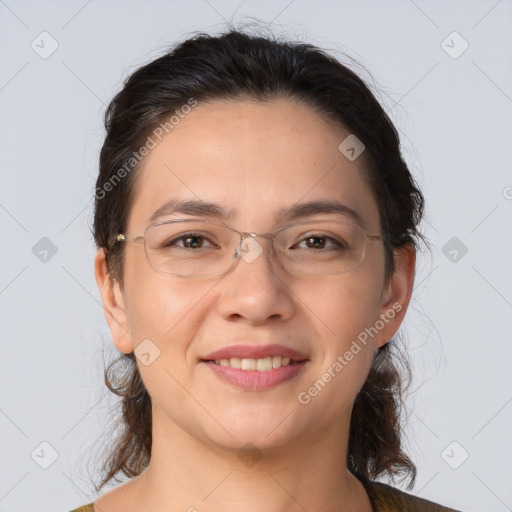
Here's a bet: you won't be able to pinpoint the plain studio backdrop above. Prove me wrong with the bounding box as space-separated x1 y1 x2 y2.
0 1 511 511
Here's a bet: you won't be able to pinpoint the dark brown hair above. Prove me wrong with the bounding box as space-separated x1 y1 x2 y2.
93 27 424 491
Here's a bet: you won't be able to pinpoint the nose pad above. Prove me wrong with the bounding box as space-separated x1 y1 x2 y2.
234 242 241 260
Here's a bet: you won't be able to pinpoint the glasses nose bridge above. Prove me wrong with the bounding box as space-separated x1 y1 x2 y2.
233 228 277 259
241 231 275 241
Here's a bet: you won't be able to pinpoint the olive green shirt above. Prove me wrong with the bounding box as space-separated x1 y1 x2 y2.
68 479 461 511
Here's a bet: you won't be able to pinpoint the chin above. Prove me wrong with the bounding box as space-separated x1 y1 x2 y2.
202 402 306 451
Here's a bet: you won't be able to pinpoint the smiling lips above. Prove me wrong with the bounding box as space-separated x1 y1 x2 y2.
202 344 309 390
211 355 294 371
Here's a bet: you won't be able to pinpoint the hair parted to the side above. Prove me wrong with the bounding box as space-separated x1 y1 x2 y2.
92 26 425 491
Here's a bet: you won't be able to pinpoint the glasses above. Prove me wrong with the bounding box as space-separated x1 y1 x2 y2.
116 219 384 278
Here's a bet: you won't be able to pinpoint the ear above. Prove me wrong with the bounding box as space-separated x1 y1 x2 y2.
94 248 134 354
374 244 416 348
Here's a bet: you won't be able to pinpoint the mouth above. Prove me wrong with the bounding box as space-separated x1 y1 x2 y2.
203 355 301 371
200 344 309 390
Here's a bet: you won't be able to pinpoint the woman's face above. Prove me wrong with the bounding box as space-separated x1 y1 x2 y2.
97 98 412 453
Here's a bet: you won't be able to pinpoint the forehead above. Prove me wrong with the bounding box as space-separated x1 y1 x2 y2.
128 98 380 233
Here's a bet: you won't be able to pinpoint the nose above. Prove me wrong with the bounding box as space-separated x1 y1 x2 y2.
216 235 295 325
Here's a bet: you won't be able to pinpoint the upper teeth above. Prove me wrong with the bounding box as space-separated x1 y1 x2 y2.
213 356 292 371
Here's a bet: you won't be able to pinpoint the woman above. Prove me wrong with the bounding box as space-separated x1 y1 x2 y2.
71 29 461 511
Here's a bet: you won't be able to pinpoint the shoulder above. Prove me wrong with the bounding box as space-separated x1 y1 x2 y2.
362 479 462 512
68 505 94 512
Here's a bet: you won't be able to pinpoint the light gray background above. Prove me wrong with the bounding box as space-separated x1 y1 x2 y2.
1 1 511 511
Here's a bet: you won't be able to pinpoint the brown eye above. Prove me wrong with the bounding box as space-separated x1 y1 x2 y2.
296 235 346 250
163 233 216 249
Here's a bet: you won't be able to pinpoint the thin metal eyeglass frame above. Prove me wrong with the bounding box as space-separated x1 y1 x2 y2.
115 218 385 278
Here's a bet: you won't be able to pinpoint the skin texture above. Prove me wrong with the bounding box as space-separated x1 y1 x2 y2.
94 98 415 512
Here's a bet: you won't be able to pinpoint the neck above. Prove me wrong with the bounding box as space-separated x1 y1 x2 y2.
125 405 372 512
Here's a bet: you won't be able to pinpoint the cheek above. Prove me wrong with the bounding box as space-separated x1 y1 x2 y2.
126 278 205 347
122 248 206 350
123 274 215 410
301 272 383 397
311 271 383 346
294 309 378 424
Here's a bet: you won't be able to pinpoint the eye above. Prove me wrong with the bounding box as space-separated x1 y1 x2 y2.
295 234 347 250
162 232 218 249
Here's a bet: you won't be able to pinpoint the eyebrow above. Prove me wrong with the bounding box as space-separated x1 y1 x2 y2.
148 198 234 223
148 198 364 227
